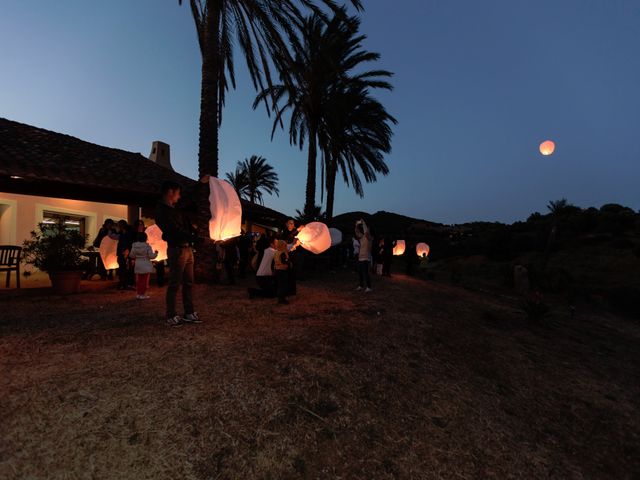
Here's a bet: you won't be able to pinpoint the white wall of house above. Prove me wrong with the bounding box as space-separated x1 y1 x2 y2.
0 192 128 247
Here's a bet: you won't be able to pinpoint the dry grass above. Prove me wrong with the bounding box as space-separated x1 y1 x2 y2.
1 271 639 479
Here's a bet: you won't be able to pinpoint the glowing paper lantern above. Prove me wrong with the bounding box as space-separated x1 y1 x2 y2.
145 224 168 262
209 176 242 241
329 228 343 246
539 140 555 156
393 240 406 256
297 222 332 254
99 236 119 270
416 242 430 257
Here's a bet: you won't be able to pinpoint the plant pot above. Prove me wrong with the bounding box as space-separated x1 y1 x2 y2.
49 270 83 295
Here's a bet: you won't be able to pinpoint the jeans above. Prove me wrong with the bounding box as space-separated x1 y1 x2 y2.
224 259 236 285
358 260 371 288
383 257 392 276
166 246 195 318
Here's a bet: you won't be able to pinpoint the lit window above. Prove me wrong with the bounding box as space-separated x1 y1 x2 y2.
42 211 86 239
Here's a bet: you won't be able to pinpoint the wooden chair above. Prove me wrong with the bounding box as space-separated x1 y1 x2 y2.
0 245 21 288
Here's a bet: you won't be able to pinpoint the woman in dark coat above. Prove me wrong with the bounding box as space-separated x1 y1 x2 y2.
280 218 303 295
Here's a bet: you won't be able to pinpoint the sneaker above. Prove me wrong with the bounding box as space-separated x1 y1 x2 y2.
139 295 150 300
355 286 363 291
365 287 373 293
182 312 202 324
166 315 183 327
136 295 142 300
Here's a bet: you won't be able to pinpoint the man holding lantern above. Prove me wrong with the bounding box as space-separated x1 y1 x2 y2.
156 181 200 327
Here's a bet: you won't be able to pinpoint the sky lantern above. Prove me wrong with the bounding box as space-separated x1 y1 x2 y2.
209 176 242 241
393 240 406 256
99 236 119 270
329 227 343 246
539 140 555 156
416 242 430 257
145 224 168 262
297 222 332 254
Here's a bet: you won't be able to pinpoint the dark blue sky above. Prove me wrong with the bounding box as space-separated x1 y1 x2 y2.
1 1 639 223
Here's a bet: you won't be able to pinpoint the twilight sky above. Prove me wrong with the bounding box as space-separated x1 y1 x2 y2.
1 0 639 223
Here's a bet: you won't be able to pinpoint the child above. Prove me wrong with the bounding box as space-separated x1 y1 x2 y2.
274 240 290 304
129 232 158 299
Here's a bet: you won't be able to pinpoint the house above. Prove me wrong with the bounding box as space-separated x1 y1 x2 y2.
0 118 287 249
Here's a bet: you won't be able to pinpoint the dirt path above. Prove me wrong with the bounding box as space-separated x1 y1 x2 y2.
1 273 639 479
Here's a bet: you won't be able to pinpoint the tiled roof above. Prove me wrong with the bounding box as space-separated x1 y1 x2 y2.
0 117 288 226
0 117 194 201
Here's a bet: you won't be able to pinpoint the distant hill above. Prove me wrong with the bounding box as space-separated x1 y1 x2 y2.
331 210 442 236
331 205 640 317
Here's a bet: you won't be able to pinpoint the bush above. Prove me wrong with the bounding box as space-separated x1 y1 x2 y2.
22 220 87 272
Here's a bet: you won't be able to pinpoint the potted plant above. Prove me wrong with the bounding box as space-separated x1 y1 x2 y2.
22 218 87 294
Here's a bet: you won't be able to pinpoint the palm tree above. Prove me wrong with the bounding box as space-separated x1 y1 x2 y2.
225 165 248 198
321 84 396 220
254 9 390 217
177 0 362 279
237 155 280 205
547 198 570 215
226 156 280 204
295 204 324 223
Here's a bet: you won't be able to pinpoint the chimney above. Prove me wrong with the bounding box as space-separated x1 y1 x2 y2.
149 141 173 170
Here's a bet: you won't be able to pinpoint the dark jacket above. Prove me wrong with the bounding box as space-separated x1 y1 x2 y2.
116 227 134 257
238 233 251 260
93 227 110 248
280 228 298 245
223 238 239 265
155 202 194 247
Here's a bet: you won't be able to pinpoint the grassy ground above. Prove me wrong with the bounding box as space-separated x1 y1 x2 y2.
1 271 639 479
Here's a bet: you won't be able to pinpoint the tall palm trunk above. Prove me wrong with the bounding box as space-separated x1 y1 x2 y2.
325 153 338 221
194 5 220 282
304 123 318 216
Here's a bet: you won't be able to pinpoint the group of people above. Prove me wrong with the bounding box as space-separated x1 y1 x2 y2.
154 181 312 326
214 230 254 285
90 181 305 327
248 218 303 305
101 180 416 327
93 218 166 298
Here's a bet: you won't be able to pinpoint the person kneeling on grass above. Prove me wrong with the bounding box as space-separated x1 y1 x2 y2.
274 240 291 305
129 232 158 300
248 236 277 299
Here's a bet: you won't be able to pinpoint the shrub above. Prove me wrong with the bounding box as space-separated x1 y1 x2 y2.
22 219 87 272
